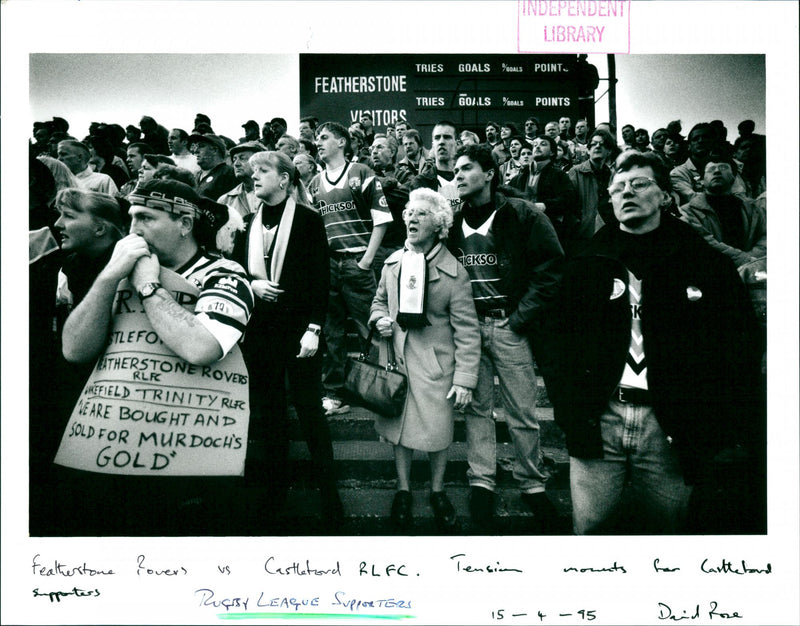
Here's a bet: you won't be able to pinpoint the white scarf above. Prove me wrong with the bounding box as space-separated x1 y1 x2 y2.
246 197 296 283
396 242 442 330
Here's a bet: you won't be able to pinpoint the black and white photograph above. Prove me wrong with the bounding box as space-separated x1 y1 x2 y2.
3 1 798 624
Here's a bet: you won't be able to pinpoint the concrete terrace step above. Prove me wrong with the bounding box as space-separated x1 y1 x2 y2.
284 440 569 486
288 406 565 447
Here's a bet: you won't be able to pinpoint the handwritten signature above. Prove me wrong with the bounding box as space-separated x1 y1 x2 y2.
657 601 742 620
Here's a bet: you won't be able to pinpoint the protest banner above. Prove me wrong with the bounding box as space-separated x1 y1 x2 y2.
54 268 249 476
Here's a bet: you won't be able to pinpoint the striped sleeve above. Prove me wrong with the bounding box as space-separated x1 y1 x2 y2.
358 167 392 227
193 262 254 357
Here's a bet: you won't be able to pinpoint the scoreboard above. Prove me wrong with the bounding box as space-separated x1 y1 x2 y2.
299 54 593 141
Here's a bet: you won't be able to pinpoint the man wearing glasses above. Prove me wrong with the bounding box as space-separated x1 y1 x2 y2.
547 151 762 534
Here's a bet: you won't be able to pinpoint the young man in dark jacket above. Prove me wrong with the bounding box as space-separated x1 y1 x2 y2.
447 144 565 531
547 151 762 534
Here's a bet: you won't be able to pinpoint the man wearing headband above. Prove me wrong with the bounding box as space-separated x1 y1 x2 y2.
57 179 253 534
62 179 253 366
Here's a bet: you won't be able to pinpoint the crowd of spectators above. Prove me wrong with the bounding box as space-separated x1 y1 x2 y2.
28 110 767 536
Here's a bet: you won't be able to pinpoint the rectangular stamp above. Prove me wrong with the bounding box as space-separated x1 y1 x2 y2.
518 0 631 54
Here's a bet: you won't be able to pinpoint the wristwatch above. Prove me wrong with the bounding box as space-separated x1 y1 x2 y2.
137 282 162 300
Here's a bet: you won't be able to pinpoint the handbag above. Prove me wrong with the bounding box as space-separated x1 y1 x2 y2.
344 326 407 418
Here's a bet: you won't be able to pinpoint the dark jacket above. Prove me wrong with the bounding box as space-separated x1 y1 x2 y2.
408 158 443 192
373 164 412 250
508 161 579 241
546 215 761 483
447 191 564 334
196 162 238 201
231 201 329 328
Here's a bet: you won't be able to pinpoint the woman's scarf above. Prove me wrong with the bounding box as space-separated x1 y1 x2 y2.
246 197 296 283
395 242 442 330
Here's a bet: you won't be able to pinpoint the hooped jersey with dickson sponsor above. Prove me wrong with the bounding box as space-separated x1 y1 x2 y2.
308 161 392 253
456 211 511 314
176 252 254 357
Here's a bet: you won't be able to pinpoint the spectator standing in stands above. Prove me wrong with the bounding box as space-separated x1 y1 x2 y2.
218 141 263 218
448 144 564 532
634 128 651 152
559 116 572 140
548 151 762 534
138 154 176 185
59 179 253 535
189 133 238 200
410 121 462 214
276 135 300 159
57 139 118 195
299 116 317 143
370 134 412 276
500 136 525 183
459 130 480 146
139 115 171 156
398 129 426 175
523 116 540 147
119 141 154 196
650 128 672 167
567 129 615 252
734 120 766 197
662 132 684 169
293 153 318 188
620 124 636 151
231 150 342 526
169 128 201 175
359 112 375 146
679 151 766 270
86 136 128 189
241 120 260 143
671 123 749 204
572 119 590 164
125 125 142 144
518 144 533 169
508 135 579 245
307 122 392 416
554 140 574 172
500 122 521 152
394 119 409 162
370 188 480 532
270 117 288 141
348 127 373 167
485 121 502 151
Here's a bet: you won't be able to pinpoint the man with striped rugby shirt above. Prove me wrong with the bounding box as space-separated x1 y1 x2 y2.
448 143 565 532
59 179 254 534
308 121 392 415
62 179 253 368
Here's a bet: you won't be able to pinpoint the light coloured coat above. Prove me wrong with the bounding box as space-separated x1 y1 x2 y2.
678 192 766 268
369 245 480 452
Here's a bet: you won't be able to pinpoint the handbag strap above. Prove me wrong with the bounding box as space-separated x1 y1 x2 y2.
361 324 400 372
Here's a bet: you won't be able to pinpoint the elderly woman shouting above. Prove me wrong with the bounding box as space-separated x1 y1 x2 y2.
370 188 481 532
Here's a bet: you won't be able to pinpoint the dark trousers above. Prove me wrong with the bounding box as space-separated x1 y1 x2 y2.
243 307 337 508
